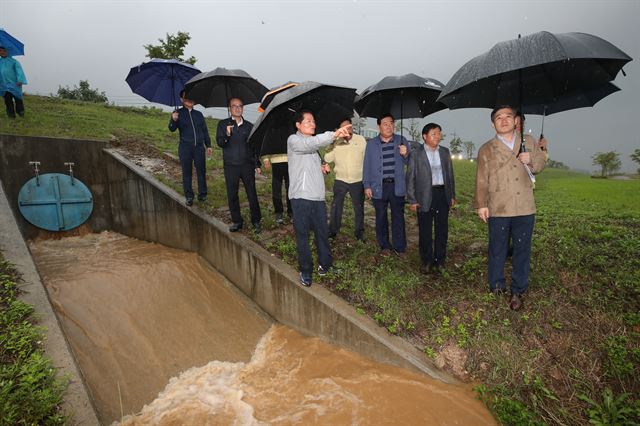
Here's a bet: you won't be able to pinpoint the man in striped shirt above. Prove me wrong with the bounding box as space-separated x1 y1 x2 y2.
363 113 410 256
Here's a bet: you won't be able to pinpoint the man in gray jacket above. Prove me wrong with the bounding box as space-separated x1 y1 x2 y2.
288 110 351 286
406 123 456 274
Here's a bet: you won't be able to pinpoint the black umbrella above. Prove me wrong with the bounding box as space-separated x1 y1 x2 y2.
437 31 631 110
522 82 620 137
258 81 298 112
520 82 620 116
354 73 446 119
183 67 268 107
438 31 631 156
248 81 356 156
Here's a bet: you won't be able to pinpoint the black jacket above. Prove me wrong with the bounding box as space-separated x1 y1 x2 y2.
216 117 260 167
168 107 212 147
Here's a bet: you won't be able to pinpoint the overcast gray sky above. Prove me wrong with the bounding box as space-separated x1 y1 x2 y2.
3 0 639 172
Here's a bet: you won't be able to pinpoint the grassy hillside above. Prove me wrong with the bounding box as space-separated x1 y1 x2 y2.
2 95 639 425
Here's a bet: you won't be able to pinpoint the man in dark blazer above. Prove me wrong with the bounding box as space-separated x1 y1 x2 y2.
406 123 456 273
216 97 262 233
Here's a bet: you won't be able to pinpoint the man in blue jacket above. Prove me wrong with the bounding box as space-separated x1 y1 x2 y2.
169 90 212 206
0 45 27 118
363 113 410 256
216 98 262 233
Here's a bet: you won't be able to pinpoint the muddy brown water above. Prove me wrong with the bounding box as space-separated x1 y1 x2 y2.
30 232 496 425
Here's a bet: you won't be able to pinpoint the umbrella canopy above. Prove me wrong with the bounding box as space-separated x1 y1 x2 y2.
248 81 356 156
0 28 24 56
184 67 268 107
125 59 201 108
258 81 298 112
437 31 632 110
521 82 620 116
354 73 446 119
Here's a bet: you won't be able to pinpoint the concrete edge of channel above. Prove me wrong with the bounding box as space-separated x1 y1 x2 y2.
105 149 459 386
0 182 100 425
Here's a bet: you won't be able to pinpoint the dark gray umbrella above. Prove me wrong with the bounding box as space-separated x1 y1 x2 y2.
183 67 268 107
437 31 632 110
354 73 446 119
520 82 620 116
522 82 620 137
248 81 356 156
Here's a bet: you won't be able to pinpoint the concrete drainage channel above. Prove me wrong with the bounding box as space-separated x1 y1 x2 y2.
0 134 455 422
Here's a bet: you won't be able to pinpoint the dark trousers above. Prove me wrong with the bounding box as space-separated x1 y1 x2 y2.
291 198 332 276
417 187 449 266
488 214 535 295
178 143 207 200
372 182 406 252
4 92 24 118
271 162 292 215
329 180 365 239
224 163 262 225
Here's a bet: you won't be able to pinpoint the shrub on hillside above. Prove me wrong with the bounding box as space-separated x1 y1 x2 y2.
55 80 108 103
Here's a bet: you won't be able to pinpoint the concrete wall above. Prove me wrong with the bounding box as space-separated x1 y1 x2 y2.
0 134 112 239
1 135 455 390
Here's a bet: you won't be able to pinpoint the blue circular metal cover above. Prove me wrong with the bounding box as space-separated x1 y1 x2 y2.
18 173 93 232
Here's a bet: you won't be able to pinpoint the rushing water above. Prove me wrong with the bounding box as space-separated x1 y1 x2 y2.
30 232 495 425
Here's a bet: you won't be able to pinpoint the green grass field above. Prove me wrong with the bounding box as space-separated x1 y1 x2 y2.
2 95 639 425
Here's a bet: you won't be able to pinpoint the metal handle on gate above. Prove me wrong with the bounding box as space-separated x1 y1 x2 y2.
28 161 41 186
64 162 75 185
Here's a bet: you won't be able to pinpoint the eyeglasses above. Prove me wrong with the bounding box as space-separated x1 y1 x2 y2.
230 104 244 109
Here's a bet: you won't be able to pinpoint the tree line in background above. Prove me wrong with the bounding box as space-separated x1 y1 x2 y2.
592 149 640 177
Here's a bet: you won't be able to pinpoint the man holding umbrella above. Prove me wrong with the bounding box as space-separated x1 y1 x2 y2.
474 106 545 311
216 98 262 233
169 90 212 206
0 45 27 118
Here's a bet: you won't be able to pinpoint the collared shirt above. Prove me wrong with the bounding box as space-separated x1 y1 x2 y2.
424 145 444 186
323 134 366 184
497 132 516 151
381 139 396 179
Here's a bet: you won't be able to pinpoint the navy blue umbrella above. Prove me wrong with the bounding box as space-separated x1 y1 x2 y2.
125 59 201 108
0 28 24 56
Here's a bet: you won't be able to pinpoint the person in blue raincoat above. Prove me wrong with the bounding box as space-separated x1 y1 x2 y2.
0 45 27 118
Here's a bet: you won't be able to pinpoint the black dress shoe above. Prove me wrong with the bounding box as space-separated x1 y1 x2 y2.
492 288 506 297
198 195 207 202
185 198 194 206
253 222 262 234
509 293 523 311
229 223 243 232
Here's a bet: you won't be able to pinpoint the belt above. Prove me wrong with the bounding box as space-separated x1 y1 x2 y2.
432 185 445 189
382 178 395 183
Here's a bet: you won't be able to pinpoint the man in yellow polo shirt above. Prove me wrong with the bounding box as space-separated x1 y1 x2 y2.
324 117 367 241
